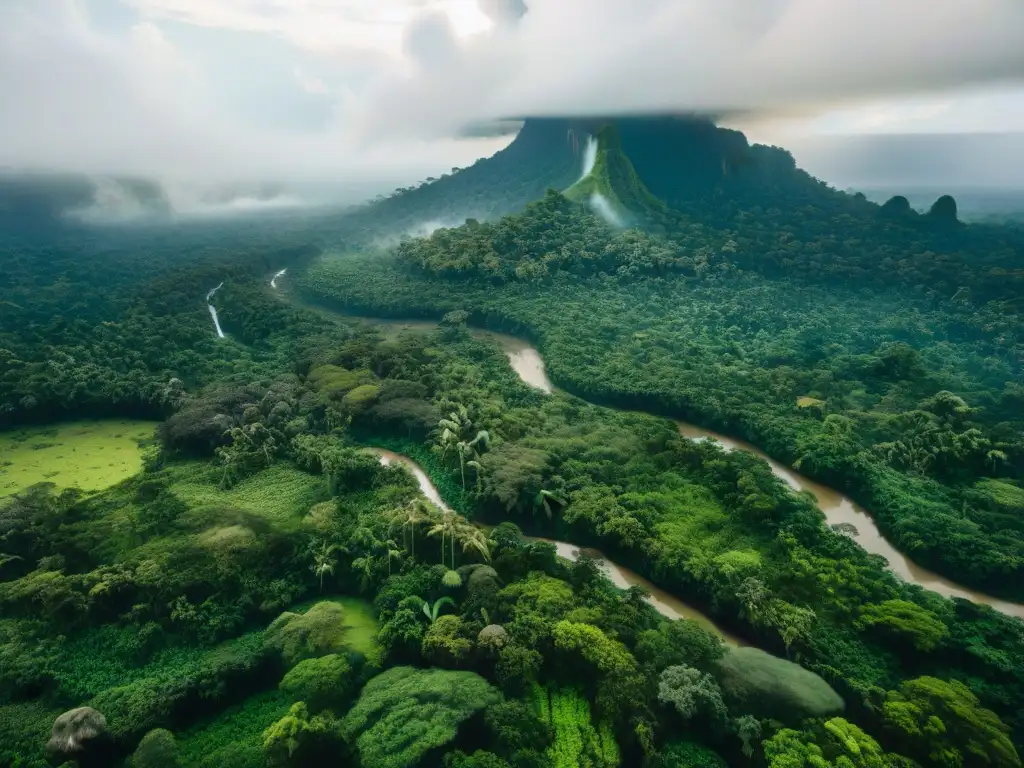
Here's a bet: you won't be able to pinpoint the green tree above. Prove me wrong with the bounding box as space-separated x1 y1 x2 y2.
657 665 729 730
265 602 349 667
856 600 949 652
262 702 340 767
131 728 179 768
309 540 338 594
437 405 490 488
763 718 907 768
882 676 1021 767
422 614 473 666
341 666 501 768
278 654 354 712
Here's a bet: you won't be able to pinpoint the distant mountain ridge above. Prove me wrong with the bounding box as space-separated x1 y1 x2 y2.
344 115 840 238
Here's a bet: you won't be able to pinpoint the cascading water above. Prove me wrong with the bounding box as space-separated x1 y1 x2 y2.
578 135 598 182
270 269 287 289
206 283 226 338
589 192 623 227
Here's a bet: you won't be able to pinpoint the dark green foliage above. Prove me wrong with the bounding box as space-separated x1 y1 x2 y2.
445 750 512 768
131 728 179 768
4 121 1024 768
635 620 726 672
484 699 554 764
647 739 727 768
929 194 960 223
713 648 845 723
342 666 501 768
879 195 912 219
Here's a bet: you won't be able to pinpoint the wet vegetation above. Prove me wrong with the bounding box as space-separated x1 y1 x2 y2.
2 118 1024 767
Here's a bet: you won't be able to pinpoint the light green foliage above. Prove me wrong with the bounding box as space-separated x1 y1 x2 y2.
268 598 379 663
306 365 375 399
500 573 575 619
856 600 950 651
131 728 180 768
552 620 641 710
170 462 324 530
714 647 845 723
265 601 348 667
0 420 155 498
332 597 380 658
262 701 339 766
422 614 473 666
975 479 1024 510
342 383 381 413
882 676 1021 767
278 654 353 712
342 666 501 768
532 685 619 768
763 718 901 768
657 665 728 726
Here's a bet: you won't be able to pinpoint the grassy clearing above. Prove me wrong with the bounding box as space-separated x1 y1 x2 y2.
0 419 156 498
287 596 381 660
169 462 326 531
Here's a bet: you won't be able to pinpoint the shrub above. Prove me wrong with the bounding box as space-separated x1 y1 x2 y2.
342 666 501 768
713 647 845 723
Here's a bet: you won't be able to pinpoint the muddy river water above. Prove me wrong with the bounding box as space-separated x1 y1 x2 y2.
375 449 744 644
269 283 1024 619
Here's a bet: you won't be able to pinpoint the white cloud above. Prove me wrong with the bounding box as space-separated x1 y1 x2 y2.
354 0 1024 138
2 0 1024 203
292 64 329 95
123 0 492 55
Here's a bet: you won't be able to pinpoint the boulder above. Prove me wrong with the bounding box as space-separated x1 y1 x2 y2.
45 707 108 766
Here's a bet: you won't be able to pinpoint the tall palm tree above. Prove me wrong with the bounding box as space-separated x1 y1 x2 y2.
309 540 338 593
456 521 491 562
386 498 436 559
437 405 490 488
428 511 461 569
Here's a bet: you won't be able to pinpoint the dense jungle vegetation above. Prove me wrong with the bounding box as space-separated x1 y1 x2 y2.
301 182 1024 599
2 117 1024 768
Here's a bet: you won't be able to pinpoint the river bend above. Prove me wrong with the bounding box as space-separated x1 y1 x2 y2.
272 293 1024 618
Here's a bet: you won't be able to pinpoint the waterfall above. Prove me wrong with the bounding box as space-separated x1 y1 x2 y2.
578 136 598 182
270 269 287 289
206 283 225 339
589 193 623 227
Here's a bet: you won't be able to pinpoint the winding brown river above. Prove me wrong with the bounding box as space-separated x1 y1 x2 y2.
271 285 1024 619
375 449 743 644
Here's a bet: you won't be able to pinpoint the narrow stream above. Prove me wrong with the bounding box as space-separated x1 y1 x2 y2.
374 448 742 644
281 299 1024 618
206 283 225 339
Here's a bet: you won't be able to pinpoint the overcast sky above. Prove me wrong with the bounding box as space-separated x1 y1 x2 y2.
2 0 1024 205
